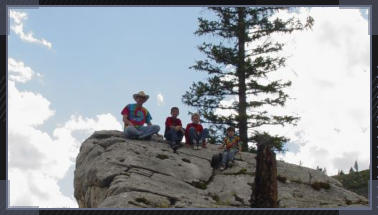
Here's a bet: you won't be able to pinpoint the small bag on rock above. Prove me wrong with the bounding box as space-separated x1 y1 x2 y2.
211 153 223 169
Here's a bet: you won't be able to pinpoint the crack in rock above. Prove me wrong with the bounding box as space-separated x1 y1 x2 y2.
108 161 172 177
128 188 179 204
179 151 211 162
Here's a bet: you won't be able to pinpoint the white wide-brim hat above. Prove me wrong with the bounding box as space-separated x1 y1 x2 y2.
133 91 149 101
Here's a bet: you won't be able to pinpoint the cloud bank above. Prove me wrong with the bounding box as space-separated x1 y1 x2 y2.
253 8 369 175
9 10 52 49
214 8 369 175
8 66 123 207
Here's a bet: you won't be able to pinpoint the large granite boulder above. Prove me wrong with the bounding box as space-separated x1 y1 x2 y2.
74 130 368 208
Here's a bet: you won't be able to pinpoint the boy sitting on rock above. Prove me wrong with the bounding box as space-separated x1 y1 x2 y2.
185 113 209 150
164 107 185 153
218 126 242 170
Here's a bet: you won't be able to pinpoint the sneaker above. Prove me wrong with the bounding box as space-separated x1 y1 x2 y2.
220 166 225 171
228 162 234 168
192 140 198 149
172 144 179 153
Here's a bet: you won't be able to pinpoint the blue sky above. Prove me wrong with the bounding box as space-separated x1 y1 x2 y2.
9 7 211 135
7 7 369 208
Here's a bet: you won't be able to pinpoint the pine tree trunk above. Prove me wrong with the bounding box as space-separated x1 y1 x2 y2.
252 143 278 208
236 8 248 152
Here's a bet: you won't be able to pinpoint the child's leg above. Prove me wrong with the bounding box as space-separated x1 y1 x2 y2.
165 128 178 147
228 149 238 166
199 128 209 142
176 131 184 144
221 150 229 167
188 127 198 145
165 128 175 141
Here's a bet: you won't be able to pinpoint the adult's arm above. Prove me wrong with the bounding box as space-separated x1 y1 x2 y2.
123 114 133 126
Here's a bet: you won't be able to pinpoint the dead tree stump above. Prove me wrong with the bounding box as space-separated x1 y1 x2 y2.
251 142 278 208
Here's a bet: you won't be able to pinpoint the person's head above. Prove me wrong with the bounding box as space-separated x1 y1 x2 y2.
226 126 235 137
191 113 200 124
171 107 179 118
133 91 149 106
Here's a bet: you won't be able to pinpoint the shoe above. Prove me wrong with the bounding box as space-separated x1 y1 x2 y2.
192 140 198 149
172 144 179 153
220 166 225 171
228 162 233 168
201 140 207 148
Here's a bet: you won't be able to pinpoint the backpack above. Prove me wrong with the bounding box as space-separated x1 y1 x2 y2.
211 153 223 169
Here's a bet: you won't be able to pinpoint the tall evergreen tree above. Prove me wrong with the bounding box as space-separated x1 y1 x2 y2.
349 167 355 174
354 160 359 172
183 7 314 151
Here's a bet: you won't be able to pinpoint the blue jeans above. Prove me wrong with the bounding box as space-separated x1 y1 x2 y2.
124 125 160 139
164 128 184 145
188 127 209 146
222 148 238 166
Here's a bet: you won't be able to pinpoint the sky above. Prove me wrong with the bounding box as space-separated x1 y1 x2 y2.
7 7 369 208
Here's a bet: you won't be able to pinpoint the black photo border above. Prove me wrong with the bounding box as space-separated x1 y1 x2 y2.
1 0 377 215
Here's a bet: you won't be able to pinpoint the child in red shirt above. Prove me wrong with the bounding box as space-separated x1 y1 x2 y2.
185 113 209 150
164 107 185 152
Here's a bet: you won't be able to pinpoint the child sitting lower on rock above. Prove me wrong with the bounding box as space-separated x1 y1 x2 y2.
218 126 242 170
164 107 185 153
185 113 209 150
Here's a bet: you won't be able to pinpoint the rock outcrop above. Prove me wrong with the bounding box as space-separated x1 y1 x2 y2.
74 130 369 208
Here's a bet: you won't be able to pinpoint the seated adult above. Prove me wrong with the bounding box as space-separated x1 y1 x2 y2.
121 91 160 140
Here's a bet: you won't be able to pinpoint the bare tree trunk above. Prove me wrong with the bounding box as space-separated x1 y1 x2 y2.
252 143 278 208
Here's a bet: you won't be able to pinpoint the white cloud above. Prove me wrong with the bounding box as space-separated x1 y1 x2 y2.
8 80 54 128
265 8 369 175
8 58 39 83
9 10 52 49
8 59 123 207
216 8 369 176
157 93 164 106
